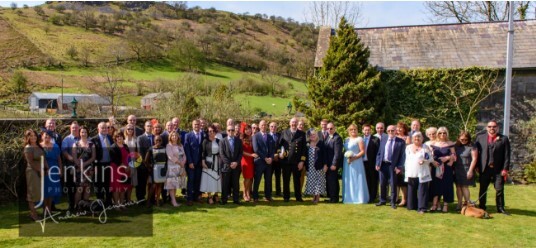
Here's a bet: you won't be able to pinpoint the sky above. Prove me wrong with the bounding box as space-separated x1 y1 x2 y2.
0 1 430 28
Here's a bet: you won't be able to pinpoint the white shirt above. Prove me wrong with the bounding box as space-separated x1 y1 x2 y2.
404 144 433 183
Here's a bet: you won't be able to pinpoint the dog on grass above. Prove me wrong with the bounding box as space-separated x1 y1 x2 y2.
461 202 491 219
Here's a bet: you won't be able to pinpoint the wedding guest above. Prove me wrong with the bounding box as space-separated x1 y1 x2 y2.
454 131 478 211
213 123 224 140
145 135 167 207
304 130 327 204
220 125 243 205
404 132 435 214
362 124 380 203
396 122 410 207
72 126 96 210
252 120 274 202
166 131 187 207
473 120 511 215
410 119 422 138
136 121 153 203
342 124 369 204
374 122 388 142
160 121 173 147
107 121 117 140
269 122 282 196
110 132 132 209
240 124 256 202
184 120 204 206
43 118 62 147
425 127 438 146
61 121 79 211
429 127 456 212
277 118 307 202
251 123 259 135
376 125 406 209
324 122 342 203
153 123 165 146
122 114 144 136
23 129 46 221
91 122 113 207
171 117 187 142
201 125 222 205
297 119 307 193
40 131 63 213
123 123 139 203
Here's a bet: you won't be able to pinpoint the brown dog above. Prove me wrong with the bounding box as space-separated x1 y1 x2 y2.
461 202 491 219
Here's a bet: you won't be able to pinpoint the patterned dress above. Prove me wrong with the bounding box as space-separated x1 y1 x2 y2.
304 146 326 195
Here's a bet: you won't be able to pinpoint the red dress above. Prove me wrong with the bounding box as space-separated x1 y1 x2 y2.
110 146 132 192
241 141 255 179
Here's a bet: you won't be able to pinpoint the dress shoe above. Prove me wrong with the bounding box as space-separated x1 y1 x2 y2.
284 198 290 202
391 204 397 209
233 201 242 205
264 197 273 202
375 202 386 206
296 198 304 202
497 209 511 216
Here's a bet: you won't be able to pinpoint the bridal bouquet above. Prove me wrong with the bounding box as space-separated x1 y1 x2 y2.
344 151 354 158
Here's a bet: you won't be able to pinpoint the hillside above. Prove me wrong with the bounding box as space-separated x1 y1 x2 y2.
0 2 316 117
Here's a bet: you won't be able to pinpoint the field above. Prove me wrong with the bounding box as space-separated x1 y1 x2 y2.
1 183 535 247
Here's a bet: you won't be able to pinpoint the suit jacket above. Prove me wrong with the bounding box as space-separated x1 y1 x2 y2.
276 129 307 165
364 135 380 166
473 133 511 172
374 133 389 143
137 132 153 161
325 133 343 169
252 132 274 162
317 130 330 143
376 136 406 169
219 137 243 172
306 141 327 171
91 134 113 163
110 143 130 166
184 131 204 166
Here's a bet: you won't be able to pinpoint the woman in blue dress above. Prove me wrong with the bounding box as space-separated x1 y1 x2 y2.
342 124 369 204
40 131 63 212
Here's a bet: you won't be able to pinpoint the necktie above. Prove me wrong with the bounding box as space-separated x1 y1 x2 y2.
364 136 369 161
103 136 110 148
148 134 153 147
196 132 200 144
229 138 234 153
323 131 328 140
386 139 393 162
263 133 267 143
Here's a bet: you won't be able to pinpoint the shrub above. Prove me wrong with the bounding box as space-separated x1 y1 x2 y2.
524 161 536 184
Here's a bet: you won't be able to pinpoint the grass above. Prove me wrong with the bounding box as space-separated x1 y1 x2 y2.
1 183 535 247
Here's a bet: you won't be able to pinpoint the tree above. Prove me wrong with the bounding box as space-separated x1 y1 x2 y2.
168 39 206 73
107 43 129 65
294 17 382 127
10 2 17 10
424 1 533 23
80 47 91 67
11 71 28 93
80 7 97 30
91 68 126 116
304 1 364 28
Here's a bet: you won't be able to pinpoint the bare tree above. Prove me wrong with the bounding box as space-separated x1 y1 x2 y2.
304 1 364 28
91 68 126 116
425 1 534 23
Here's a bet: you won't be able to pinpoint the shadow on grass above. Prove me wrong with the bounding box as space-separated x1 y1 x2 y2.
203 71 229 79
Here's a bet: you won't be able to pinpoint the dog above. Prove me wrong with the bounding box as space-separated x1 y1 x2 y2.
461 202 491 219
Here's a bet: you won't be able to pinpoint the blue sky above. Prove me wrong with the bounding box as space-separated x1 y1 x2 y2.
1 1 430 28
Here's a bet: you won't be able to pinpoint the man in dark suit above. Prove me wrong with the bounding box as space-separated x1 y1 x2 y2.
252 120 274 202
171 117 187 142
375 125 406 209
269 122 282 196
362 124 380 203
473 120 511 215
317 119 330 198
324 122 343 203
136 121 153 203
184 119 204 206
219 125 243 205
91 122 114 206
43 118 62 148
276 117 307 202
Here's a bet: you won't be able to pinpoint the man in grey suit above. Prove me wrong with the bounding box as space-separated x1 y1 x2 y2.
252 120 274 202
136 121 153 203
219 125 243 205
374 122 388 143
473 120 511 215
375 125 406 209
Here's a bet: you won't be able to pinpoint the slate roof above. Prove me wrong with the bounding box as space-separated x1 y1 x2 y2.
314 20 536 70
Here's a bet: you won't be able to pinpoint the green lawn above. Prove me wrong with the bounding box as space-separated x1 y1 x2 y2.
1 183 535 247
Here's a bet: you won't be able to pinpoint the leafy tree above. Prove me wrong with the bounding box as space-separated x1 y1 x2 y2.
168 39 206 73
11 71 28 93
66 45 78 59
295 17 382 128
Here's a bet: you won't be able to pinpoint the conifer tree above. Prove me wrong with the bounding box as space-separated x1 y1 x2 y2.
295 17 382 128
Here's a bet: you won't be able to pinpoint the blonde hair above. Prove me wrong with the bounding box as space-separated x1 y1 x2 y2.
437 126 449 141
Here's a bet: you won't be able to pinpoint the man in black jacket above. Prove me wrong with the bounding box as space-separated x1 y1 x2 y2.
276 118 307 202
219 126 243 205
362 124 380 203
324 122 343 203
91 122 114 206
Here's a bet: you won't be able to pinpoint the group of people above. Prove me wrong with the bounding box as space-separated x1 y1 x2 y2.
23 115 511 221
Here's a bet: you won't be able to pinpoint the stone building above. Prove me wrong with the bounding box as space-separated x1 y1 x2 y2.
314 20 536 181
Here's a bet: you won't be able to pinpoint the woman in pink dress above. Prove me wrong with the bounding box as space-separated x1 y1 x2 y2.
110 132 132 209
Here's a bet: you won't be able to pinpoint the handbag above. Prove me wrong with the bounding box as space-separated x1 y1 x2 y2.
153 163 167 183
435 164 444 179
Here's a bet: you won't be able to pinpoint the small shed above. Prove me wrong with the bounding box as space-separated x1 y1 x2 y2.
28 92 109 113
141 92 172 111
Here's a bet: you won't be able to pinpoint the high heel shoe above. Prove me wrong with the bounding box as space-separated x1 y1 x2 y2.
430 205 438 211
398 201 406 207
442 204 448 213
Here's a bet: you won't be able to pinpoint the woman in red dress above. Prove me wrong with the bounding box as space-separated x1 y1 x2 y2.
110 132 132 209
240 123 257 202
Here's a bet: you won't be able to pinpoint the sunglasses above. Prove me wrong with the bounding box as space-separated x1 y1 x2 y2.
438 132 446 134
487 126 497 128
227 129 235 132
460 138 468 141
328 128 334 130
127 128 134 131
387 130 395 132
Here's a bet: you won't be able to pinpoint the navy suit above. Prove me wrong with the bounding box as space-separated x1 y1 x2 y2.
375 136 406 205
325 133 343 203
252 132 274 200
184 131 204 201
